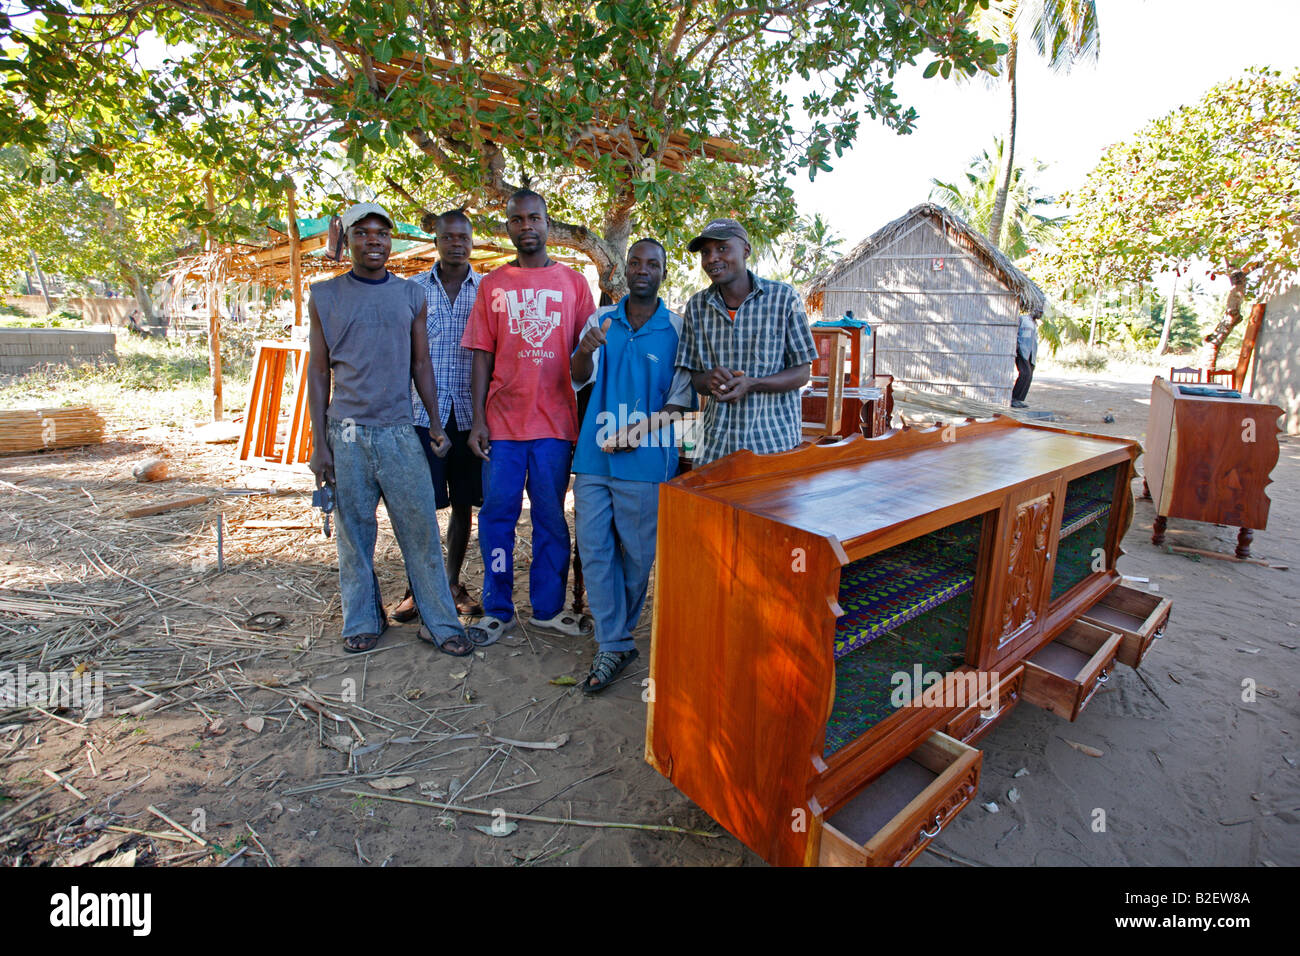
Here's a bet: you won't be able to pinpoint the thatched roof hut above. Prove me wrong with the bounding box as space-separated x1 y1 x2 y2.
805 203 1046 405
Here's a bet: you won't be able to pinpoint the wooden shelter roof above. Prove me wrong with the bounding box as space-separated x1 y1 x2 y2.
805 203 1047 314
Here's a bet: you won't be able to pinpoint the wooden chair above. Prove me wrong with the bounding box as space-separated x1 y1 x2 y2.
802 329 849 439
1169 366 1202 384
1204 368 1235 386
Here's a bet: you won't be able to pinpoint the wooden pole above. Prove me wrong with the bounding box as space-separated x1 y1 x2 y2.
287 186 303 327
205 174 223 421
29 251 53 314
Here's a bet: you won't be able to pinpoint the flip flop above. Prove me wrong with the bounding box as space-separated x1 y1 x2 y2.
531 611 594 637
418 625 474 657
466 616 511 647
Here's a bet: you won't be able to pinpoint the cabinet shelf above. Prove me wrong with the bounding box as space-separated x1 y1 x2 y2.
1060 495 1111 539
835 536 977 660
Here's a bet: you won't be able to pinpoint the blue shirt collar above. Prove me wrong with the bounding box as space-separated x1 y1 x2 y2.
432 261 480 287
614 295 671 332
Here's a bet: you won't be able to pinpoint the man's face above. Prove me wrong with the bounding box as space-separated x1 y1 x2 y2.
506 195 548 255
697 236 747 286
348 215 392 270
435 217 473 267
626 242 665 299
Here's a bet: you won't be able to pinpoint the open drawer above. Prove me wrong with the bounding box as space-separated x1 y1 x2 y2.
1022 621 1121 722
945 666 1025 745
1080 584 1171 668
818 731 981 867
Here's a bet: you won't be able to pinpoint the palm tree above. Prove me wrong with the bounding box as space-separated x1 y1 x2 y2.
970 1 1099 251
929 138 1064 261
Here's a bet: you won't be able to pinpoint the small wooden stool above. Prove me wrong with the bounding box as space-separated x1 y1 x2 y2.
238 340 313 468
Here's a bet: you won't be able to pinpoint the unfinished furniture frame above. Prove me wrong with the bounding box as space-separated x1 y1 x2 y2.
238 340 313 469
1145 376 1282 558
803 321 891 439
802 328 850 439
646 416 1170 866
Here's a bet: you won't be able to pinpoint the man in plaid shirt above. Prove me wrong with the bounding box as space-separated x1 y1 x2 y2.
675 218 819 466
392 209 485 621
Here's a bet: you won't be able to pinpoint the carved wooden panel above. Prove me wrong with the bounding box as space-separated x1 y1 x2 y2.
998 492 1054 646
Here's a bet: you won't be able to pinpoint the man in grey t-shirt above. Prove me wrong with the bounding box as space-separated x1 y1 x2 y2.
307 202 471 657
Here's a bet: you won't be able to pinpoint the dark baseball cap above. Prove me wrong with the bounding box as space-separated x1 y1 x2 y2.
688 218 750 253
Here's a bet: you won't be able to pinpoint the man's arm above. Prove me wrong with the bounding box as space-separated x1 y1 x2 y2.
307 297 334 485
410 303 450 458
468 348 494 460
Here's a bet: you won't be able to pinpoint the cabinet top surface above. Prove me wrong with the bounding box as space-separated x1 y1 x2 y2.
678 423 1132 544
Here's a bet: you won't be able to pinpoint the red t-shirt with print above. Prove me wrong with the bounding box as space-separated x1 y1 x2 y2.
461 262 596 442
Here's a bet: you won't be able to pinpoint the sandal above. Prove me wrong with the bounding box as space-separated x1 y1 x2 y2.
343 632 383 654
582 648 640 695
451 583 484 617
465 616 511 647
531 611 594 637
417 625 474 657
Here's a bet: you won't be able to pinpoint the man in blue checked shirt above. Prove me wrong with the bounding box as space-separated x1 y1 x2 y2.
570 238 695 693
392 209 486 621
675 218 818 465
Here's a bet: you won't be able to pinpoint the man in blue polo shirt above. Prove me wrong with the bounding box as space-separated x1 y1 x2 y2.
570 238 694 693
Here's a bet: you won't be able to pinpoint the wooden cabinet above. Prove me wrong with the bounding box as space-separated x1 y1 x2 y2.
1145 377 1282 557
646 417 1162 866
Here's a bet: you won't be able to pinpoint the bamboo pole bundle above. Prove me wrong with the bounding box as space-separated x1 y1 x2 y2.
0 406 105 454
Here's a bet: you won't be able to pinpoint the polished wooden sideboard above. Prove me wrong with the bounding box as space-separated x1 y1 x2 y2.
646 417 1171 866
1145 377 1282 558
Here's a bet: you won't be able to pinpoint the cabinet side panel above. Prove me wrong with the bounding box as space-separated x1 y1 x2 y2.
646 485 838 866
1145 378 1175 511
1166 399 1281 528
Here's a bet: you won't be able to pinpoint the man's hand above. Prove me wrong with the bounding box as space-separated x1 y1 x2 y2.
468 421 491 461
429 429 452 459
601 418 648 454
579 316 612 355
712 368 750 403
309 445 335 486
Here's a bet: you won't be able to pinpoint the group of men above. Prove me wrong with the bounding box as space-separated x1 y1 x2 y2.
307 191 817 692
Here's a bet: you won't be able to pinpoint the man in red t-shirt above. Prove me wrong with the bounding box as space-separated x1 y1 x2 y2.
461 189 596 644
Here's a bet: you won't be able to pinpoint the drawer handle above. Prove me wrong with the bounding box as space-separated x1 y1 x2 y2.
1154 624 1166 640
1096 669 1110 685
920 814 943 839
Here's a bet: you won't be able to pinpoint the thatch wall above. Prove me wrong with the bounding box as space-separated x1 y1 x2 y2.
806 204 1045 405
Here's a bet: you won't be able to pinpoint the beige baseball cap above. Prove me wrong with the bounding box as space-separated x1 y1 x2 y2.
341 201 394 230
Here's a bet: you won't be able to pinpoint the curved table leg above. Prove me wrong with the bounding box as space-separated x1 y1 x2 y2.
1236 527 1253 560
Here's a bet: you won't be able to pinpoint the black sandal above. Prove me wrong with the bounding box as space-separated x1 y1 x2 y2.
343 632 382 654
582 648 640 695
418 625 474 657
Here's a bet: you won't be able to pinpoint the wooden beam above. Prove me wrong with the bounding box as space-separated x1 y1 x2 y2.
287 186 303 327
205 173 223 421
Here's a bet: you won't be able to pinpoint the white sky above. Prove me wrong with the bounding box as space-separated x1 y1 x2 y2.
789 0 1300 286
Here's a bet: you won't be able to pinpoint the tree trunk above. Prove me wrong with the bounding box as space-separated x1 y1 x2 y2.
29 251 53 313
987 34 1018 251
1155 271 1177 356
1088 286 1101 347
119 265 158 327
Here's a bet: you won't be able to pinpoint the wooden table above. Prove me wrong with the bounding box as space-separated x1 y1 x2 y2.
1145 377 1282 558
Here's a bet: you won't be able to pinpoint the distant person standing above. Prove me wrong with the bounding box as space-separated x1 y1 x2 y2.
675 218 818 466
391 208 485 622
1011 306 1041 408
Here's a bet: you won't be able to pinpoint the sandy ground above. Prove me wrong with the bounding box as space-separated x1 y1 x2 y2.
1 371 1296 867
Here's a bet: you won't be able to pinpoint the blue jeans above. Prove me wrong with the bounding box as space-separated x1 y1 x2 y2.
478 438 573 622
573 473 660 653
327 418 466 643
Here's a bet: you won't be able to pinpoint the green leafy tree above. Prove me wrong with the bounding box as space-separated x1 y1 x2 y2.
2 0 1005 297
0 144 193 319
1041 67 1300 352
928 137 1062 260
